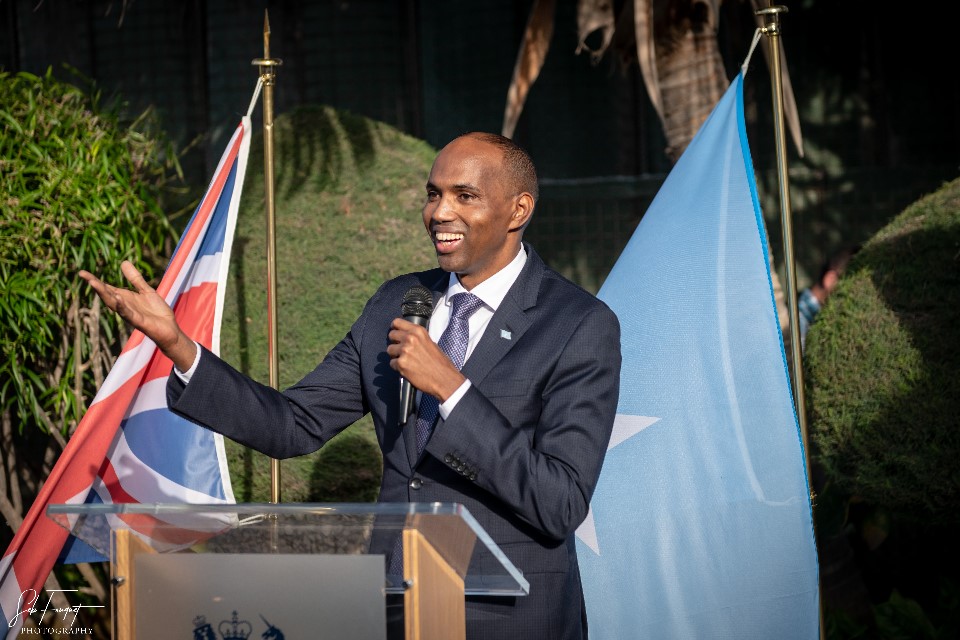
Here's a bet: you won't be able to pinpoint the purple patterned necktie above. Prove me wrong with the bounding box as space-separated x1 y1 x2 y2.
390 292 484 578
414 292 484 456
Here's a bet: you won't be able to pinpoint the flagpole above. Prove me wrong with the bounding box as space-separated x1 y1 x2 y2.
252 10 283 505
758 7 826 639
757 6 809 473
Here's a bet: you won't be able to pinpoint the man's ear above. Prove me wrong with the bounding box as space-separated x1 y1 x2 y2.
509 192 535 231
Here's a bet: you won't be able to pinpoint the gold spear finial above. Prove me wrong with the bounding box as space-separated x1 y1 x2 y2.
263 9 271 59
253 10 281 85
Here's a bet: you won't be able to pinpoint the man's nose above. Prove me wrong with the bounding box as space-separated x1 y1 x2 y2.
431 195 457 222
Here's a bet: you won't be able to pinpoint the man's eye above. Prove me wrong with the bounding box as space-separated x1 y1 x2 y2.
426 191 439 201
458 193 476 201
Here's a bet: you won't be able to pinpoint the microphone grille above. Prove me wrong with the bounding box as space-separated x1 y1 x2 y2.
401 285 434 318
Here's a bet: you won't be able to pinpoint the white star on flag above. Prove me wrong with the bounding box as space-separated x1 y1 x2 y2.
576 413 660 555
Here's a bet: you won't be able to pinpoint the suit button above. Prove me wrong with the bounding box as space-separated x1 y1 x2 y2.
468 473 477 481
444 454 453 464
409 477 423 490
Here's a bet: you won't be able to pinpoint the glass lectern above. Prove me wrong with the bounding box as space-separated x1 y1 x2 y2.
48 502 528 640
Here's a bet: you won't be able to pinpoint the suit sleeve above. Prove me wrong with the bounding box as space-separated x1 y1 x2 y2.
424 304 621 540
166 286 383 459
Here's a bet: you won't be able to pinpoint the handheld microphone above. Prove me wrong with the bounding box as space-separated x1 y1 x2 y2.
399 285 434 425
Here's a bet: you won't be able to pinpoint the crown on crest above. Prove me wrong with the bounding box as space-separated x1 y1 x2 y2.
218 611 252 640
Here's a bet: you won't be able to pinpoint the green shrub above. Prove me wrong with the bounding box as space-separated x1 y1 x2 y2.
219 105 437 502
805 176 960 524
0 68 177 437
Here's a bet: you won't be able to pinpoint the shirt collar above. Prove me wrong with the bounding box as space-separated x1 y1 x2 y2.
443 245 527 312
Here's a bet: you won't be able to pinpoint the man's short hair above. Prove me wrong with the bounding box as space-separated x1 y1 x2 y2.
460 132 539 203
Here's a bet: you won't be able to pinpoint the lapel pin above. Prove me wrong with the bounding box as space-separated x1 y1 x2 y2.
500 329 512 340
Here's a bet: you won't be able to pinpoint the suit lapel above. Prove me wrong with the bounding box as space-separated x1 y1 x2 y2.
460 246 543 386
459 293 532 386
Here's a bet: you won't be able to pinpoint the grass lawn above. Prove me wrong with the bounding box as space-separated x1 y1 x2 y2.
217 105 437 502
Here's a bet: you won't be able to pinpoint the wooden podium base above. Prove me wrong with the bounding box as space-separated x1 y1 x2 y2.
113 529 153 640
403 528 466 640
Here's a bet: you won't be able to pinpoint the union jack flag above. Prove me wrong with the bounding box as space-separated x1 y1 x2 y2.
1 116 253 637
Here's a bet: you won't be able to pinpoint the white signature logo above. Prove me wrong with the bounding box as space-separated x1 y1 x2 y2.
8 589 104 628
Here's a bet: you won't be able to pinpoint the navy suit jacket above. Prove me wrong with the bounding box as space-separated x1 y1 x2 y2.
167 245 621 639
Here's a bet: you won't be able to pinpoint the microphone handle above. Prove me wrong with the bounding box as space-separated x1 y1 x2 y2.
399 379 417 425
399 314 429 425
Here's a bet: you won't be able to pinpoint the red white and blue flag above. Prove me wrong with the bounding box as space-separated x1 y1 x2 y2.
1 115 253 637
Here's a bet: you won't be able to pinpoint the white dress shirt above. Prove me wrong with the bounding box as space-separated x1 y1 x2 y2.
432 245 527 418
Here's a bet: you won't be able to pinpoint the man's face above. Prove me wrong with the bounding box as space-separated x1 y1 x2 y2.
422 136 526 290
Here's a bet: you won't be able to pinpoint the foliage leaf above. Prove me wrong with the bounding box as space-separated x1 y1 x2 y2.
0 68 179 436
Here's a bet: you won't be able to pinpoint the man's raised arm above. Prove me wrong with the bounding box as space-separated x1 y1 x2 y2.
79 260 197 372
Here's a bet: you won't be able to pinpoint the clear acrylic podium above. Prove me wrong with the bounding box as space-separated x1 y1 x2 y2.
47 502 528 640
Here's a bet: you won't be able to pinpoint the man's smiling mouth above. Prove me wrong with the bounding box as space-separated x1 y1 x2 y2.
435 232 464 243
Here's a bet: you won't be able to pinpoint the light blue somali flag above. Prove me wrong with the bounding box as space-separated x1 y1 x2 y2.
576 73 820 638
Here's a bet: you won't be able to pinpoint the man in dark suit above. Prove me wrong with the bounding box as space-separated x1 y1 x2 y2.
80 132 621 639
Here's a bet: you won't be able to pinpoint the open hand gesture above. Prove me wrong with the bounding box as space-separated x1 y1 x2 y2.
79 260 197 371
